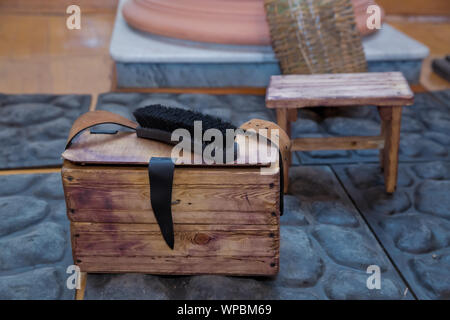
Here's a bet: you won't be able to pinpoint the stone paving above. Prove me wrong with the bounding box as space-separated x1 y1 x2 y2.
0 91 448 299
334 162 450 299
0 173 73 299
0 94 91 169
431 90 450 107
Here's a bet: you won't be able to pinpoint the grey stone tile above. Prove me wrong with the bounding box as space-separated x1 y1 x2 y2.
0 94 91 169
333 161 450 299
85 274 172 300
116 60 423 88
0 173 74 299
430 90 450 108
84 166 411 300
323 270 407 300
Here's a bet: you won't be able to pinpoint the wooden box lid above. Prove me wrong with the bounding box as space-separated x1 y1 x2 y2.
62 111 290 167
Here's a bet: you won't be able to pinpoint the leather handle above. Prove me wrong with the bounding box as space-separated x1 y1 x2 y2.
240 118 291 167
65 110 138 149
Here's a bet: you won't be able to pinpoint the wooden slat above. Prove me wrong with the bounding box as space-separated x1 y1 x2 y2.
76 255 278 275
377 0 450 16
0 167 60 176
72 222 278 233
291 136 385 151
62 162 278 186
64 184 277 213
266 72 414 108
68 209 278 225
71 222 279 258
62 163 279 223
0 0 118 14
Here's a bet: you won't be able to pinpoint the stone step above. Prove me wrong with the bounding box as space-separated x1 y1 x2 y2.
111 0 429 88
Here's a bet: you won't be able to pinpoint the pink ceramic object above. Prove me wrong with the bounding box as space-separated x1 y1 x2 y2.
122 0 269 45
122 0 384 45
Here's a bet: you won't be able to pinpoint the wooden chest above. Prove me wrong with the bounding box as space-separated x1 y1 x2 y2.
61 112 288 276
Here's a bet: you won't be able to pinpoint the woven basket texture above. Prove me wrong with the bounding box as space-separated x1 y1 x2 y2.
264 0 367 74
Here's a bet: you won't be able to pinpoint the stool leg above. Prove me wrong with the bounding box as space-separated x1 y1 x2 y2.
276 108 291 193
75 272 87 300
379 106 402 193
378 111 387 171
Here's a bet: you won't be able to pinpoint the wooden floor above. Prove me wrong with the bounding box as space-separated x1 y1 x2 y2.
388 18 450 91
0 13 115 98
0 5 449 97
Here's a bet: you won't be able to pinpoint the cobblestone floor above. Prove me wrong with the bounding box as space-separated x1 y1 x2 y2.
334 162 450 299
0 92 448 299
0 94 91 169
0 173 73 299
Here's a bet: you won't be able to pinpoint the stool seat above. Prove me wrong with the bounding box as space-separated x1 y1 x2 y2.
266 72 414 108
266 72 414 194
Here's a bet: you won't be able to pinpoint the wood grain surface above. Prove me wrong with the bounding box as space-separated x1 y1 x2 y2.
266 72 414 108
71 222 278 257
62 131 279 166
75 255 279 275
63 158 280 275
71 221 279 275
291 136 385 151
378 0 450 16
62 162 279 222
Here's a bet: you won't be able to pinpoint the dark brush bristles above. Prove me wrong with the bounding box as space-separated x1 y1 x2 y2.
133 104 236 136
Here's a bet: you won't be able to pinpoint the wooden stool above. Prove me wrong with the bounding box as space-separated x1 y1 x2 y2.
266 72 414 194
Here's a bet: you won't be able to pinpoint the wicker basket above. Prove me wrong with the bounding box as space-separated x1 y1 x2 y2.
264 0 367 74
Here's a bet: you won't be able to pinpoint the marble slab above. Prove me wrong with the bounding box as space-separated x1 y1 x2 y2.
111 0 428 87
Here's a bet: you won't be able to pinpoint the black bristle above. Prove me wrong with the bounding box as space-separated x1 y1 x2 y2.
133 104 236 136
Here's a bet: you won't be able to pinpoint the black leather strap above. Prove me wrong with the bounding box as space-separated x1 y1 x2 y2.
148 157 175 249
